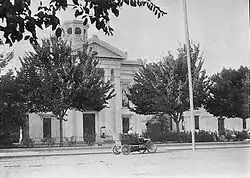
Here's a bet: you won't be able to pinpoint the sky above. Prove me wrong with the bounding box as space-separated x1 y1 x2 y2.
2 0 250 75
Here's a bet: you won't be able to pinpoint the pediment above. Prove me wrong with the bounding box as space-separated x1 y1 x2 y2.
88 43 121 59
88 35 127 60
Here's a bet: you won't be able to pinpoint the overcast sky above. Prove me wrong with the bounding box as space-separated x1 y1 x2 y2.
5 0 250 75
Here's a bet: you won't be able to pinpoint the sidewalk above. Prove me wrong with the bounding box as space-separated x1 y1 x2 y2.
1 140 250 159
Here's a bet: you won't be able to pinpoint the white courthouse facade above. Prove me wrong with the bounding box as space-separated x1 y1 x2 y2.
181 108 250 133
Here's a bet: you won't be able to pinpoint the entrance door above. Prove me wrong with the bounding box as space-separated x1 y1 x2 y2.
122 117 129 134
43 118 51 138
83 113 95 142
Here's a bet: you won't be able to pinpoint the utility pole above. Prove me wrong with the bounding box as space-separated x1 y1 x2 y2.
183 0 196 150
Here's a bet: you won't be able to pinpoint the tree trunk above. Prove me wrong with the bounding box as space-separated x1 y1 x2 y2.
175 121 180 133
59 117 63 147
242 118 246 130
218 116 225 135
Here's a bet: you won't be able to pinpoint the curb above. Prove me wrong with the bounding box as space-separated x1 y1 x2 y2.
1 141 249 152
1 142 250 159
0 144 113 153
159 143 250 150
156 140 250 147
0 150 113 159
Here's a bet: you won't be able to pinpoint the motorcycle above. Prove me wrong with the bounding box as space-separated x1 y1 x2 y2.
112 134 157 155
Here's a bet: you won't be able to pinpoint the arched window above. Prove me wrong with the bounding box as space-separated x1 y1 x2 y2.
67 27 72 34
75 27 81 34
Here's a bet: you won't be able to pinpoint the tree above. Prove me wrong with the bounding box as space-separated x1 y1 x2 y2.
145 114 172 141
127 43 209 132
0 39 20 146
204 66 250 131
0 70 27 146
16 36 115 146
0 0 167 46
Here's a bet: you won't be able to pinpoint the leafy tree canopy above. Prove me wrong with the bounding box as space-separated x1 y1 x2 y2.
17 36 115 115
0 38 20 145
16 36 115 145
127 43 209 132
204 66 250 119
0 70 27 140
0 0 167 46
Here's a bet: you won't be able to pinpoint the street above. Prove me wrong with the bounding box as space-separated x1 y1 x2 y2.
0 147 249 178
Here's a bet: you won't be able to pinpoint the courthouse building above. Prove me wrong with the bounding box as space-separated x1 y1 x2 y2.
26 20 249 144
27 20 148 143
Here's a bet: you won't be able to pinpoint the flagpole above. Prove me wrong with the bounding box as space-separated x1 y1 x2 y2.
183 0 196 150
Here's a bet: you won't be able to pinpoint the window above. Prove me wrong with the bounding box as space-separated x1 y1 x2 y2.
218 117 225 135
67 27 72 34
122 83 129 108
194 115 199 130
122 118 129 133
111 68 114 81
243 118 247 130
43 118 51 138
75 27 81 34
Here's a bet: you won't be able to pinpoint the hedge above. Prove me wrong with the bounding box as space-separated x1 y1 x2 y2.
143 130 217 143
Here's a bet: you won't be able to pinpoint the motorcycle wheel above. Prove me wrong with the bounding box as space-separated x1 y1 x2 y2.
147 142 157 153
121 144 130 155
112 145 121 155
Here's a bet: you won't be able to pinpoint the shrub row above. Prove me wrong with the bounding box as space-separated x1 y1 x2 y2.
143 130 216 143
143 129 250 143
223 129 250 141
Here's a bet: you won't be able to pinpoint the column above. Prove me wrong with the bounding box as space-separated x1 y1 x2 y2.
95 112 100 137
104 67 111 130
103 68 114 138
72 111 77 137
113 68 122 143
75 111 83 141
23 114 29 141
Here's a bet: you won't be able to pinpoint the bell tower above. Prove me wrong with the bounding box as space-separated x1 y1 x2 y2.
62 20 89 48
